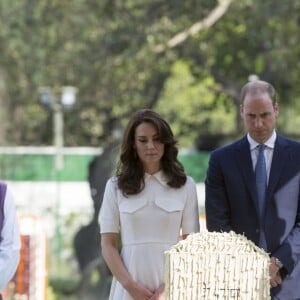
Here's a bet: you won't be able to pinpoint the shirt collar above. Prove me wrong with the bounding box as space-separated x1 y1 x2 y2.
247 130 276 151
145 170 169 187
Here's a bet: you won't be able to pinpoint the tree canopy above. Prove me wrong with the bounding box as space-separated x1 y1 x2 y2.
0 0 300 148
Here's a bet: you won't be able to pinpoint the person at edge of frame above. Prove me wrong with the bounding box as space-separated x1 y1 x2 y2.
0 181 21 300
205 79 300 300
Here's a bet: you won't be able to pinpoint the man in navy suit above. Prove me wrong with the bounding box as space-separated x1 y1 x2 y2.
205 80 300 299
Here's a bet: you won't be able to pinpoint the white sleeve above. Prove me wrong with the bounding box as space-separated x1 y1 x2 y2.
0 186 21 291
99 178 120 233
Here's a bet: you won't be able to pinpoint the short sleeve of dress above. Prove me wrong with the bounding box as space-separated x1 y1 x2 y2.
99 177 120 233
181 176 200 235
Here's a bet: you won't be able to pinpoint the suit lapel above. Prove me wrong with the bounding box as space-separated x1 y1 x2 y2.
266 135 289 202
236 136 259 213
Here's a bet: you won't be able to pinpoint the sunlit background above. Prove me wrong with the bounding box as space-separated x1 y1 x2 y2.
0 1 300 299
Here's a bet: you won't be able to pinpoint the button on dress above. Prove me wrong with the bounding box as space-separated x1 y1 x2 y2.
99 171 200 300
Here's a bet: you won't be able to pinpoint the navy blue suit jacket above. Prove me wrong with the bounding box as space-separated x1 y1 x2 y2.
205 134 300 299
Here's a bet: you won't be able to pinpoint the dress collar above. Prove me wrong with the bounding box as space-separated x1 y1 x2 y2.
144 170 169 187
247 130 276 151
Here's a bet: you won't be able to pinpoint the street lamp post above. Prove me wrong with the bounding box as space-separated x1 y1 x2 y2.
53 98 64 171
39 86 77 171
38 86 77 261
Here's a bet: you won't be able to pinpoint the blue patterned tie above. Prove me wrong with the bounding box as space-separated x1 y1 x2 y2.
255 144 267 250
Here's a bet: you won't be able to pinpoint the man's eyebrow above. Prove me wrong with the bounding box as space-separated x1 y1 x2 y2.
246 111 270 115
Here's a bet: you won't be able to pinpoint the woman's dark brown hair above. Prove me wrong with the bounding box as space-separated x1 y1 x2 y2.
116 109 186 195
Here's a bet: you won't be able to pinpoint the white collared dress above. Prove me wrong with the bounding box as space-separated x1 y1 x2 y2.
99 171 200 300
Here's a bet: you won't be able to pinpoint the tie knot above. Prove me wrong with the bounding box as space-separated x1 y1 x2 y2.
257 144 266 152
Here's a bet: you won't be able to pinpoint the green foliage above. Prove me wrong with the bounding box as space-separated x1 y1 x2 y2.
155 60 236 147
49 276 79 298
0 0 300 148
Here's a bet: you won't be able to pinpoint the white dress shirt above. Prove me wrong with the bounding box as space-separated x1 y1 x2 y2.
247 130 276 183
0 185 21 291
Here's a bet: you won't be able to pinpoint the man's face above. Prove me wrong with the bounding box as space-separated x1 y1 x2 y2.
240 92 279 143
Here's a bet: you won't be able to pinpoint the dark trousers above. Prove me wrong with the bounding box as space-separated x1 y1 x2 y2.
0 293 2 300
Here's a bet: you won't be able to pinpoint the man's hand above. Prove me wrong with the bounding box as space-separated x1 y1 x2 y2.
269 257 282 288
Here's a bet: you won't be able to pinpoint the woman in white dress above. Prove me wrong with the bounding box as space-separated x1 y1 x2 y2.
99 109 200 300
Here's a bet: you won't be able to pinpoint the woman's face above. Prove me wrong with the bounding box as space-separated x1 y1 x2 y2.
134 122 165 174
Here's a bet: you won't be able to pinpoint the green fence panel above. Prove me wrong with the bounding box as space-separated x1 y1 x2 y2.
0 150 209 182
178 152 209 183
0 154 95 181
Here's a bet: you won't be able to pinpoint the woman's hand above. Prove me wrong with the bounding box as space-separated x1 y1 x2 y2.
101 233 154 299
125 280 154 300
149 283 165 300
